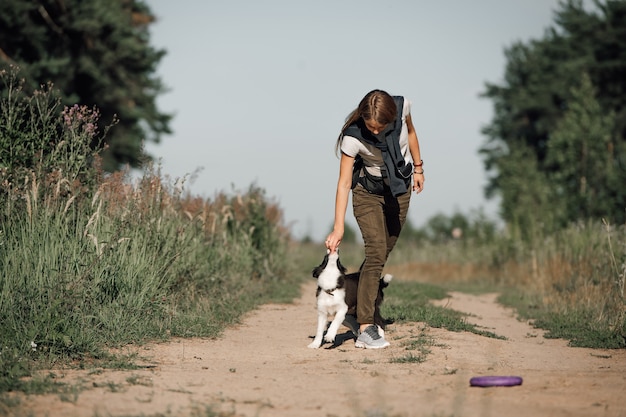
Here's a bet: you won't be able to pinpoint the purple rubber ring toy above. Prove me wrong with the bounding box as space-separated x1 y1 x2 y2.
470 376 523 387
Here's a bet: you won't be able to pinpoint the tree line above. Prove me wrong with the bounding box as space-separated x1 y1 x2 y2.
2 0 624 239
480 0 626 238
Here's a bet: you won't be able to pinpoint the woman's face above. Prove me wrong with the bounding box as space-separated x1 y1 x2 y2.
364 119 387 135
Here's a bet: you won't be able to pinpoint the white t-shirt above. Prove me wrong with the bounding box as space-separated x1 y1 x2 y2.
340 97 412 177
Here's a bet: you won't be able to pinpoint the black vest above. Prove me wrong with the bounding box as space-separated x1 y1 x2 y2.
344 96 413 197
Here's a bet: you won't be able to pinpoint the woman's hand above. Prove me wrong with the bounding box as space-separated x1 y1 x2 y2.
413 172 424 193
325 229 343 253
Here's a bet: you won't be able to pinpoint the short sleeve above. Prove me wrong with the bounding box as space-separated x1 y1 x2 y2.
402 97 411 119
340 136 362 158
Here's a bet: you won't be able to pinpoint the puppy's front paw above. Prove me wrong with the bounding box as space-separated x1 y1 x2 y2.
308 341 321 349
324 334 336 344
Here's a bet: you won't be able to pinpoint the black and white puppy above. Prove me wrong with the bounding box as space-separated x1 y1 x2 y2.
308 250 394 348
308 250 348 349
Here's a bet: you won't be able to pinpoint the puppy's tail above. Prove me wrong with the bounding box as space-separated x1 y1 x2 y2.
380 274 393 287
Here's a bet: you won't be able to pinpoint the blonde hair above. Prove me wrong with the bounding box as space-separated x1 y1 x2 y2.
335 89 397 155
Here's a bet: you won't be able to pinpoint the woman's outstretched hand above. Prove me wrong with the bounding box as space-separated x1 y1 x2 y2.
325 230 342 253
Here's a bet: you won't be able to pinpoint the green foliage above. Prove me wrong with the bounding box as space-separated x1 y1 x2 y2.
222 184 288 278
389 353 426 364
0 68 59 173
494 141 560 240
481 0 626 227
400 209 499 247
500 289 626 349
341 222 360 245
0 0 170 170
383 281 503 339
535 312 626 349
0 72 296 394
0 66 112 221
0 166 295 381
546 73 625 222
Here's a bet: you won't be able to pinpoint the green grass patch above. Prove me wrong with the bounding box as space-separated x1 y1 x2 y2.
389 326 435 364
382 281 505 340
499 290 626 349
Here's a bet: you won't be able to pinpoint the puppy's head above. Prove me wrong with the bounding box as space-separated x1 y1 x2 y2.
312 249 346 278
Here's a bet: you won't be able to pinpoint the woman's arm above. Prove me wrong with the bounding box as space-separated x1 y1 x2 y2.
406 114 424 193
325 152 354 252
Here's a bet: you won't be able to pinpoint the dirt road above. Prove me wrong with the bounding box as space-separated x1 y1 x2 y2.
16 282 626 417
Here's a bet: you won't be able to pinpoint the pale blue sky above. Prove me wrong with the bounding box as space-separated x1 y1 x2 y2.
145 0 567 242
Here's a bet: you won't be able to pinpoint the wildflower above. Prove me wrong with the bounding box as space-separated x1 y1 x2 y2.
30 341 37 351
84 122 96 135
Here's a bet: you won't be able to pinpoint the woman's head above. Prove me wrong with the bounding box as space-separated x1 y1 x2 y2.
336 89 397 153
356 89 397 133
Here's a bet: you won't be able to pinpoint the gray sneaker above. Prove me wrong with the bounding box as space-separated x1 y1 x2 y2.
342 314 359 337
355 325 390 349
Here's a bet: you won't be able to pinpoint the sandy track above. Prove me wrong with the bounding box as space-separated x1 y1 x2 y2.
15 282 626 417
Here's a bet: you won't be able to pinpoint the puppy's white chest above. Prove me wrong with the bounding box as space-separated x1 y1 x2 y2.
316 288 346 314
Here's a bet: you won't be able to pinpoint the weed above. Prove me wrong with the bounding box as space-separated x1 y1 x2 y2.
443 367 458 375
401 335 432 356
126 374 153 387
390 353 426 364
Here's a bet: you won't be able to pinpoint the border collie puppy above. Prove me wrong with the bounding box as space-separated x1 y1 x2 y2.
308 250 348 349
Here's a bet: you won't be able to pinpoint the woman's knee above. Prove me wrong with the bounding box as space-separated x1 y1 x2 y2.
364 241 387 264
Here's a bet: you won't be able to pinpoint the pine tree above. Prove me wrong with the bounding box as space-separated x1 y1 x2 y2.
494 141 558 241
546 73 625 223
0 0 171 171
480 0 626 227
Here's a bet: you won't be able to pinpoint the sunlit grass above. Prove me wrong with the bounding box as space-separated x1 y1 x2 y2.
0 68 299 398
384 220 626 349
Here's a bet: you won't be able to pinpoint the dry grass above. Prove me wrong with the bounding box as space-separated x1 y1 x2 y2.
385 261 489 283
378 222 626 348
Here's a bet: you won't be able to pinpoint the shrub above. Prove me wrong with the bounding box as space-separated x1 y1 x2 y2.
0 67 295 394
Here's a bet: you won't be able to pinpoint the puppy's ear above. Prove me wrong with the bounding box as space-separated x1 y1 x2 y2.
312 266 322 278
336 256 347 275
312 253 330 278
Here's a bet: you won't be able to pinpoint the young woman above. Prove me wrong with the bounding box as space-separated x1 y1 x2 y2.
324 89 424 349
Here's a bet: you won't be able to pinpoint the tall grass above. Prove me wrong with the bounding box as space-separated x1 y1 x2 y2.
0 67 297 394
384 217 626 348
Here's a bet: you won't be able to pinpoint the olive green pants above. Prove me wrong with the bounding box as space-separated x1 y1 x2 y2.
351 183 411 325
